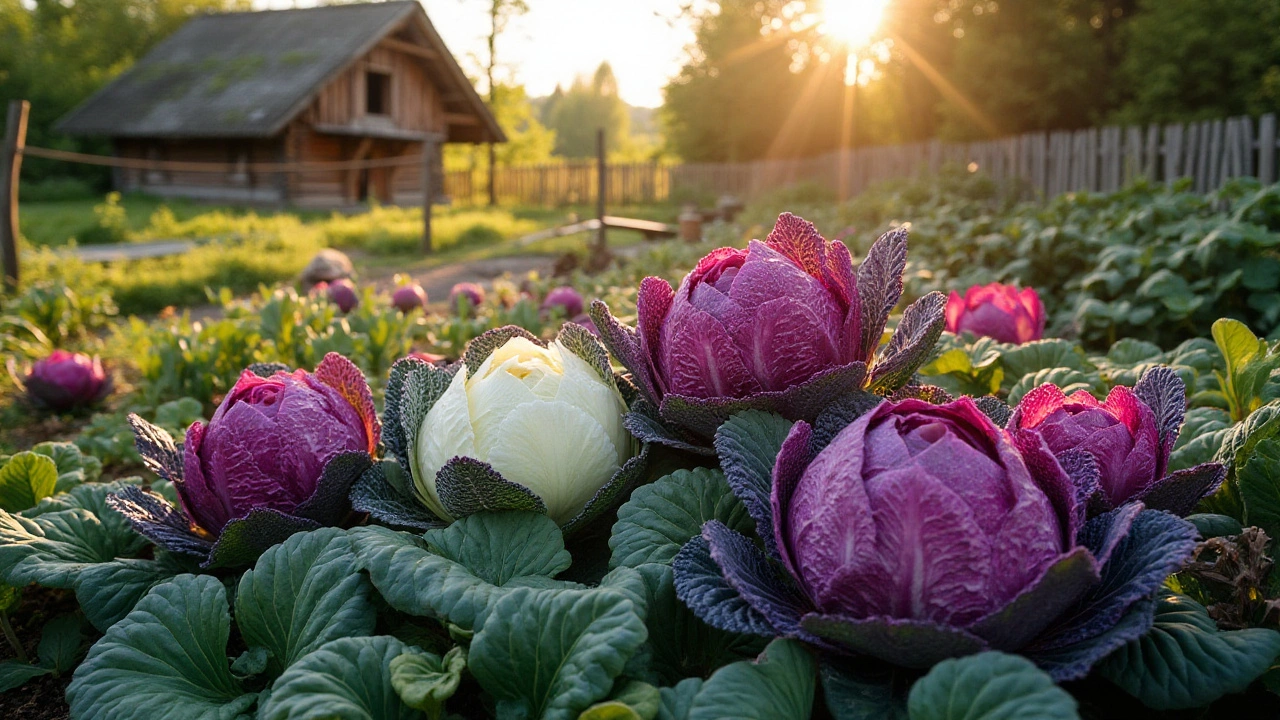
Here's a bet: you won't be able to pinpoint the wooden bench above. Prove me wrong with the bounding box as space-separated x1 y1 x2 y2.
70 239 196 263
601 215 676 241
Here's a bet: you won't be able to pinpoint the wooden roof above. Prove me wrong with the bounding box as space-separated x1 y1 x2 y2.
57 1 504 143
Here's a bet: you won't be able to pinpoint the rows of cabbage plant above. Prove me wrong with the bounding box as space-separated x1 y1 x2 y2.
3 212 1280 719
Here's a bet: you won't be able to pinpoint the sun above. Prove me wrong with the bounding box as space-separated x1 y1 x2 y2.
821 0 891 49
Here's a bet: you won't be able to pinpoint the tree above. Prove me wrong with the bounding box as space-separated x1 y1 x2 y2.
446 82 555 172
544 63 632 158
479 0 529 205
1112 0 1280 123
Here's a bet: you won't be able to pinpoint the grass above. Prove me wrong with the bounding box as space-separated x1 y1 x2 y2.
12 192 679 315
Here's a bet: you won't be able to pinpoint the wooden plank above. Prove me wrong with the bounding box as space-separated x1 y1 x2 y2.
1259 114 1276 185
1164 123 1183 184
1 99 28 291
1205 119 1223 190
378 37 440 61
1144 123 1160 179
1241 116 1255 177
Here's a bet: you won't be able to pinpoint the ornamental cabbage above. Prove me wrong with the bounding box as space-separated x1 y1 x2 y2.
674 398 1199 680
22 350 112 411
109 353 379 567
541 286 585 318
1008 366 1225 515
591 213 946 442
327 279 359 313
392 283 428 313
449 282 485 314
415 335 632 524
946 282 1045 344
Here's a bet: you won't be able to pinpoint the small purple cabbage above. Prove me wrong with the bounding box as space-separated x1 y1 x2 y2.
327 279 359 313
392 284 428 314
674 397 1199 680
1008 367 1224 516
541 286 584 318
590 213 946 443
109 353 380 567
23 350 112 412
449 282 485 314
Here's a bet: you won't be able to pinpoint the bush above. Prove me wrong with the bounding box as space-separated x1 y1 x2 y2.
18 176 98 202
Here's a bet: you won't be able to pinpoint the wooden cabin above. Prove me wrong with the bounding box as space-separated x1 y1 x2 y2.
56 1 503 208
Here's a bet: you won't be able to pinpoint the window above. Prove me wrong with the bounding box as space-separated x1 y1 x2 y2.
366 71 391 116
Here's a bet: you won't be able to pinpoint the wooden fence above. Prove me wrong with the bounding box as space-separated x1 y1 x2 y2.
447 114 1279 207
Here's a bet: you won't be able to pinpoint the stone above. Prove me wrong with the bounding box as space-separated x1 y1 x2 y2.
301 249 353 285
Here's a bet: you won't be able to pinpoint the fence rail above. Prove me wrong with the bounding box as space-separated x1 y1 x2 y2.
446 113 1280 207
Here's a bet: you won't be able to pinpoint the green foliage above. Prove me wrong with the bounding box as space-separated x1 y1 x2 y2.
389 646 466 719
907 652 1078 719
544 62 634 159
1209 319 1280 422
657 639 816 720
1098 592 1280 710
77 193 129 245
0 452 58 512
2 279 117 347
609 468 752 569
261 636 425 720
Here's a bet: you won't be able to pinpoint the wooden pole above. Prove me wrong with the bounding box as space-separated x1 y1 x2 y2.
1 100 28 293
595 128 606 252
421 136 437 253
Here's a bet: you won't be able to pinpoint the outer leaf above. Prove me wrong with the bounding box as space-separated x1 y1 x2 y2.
127 414 184 484
349 458 443 531
66 574 255 720
1098 592 1280 710
685 639 815 720
235 528 377 677
906 651 1079 720
260 636 422 720
469 585 649 720
105 485 214 559
203 508 321 570
435 456 548 518
672 535 775 638
38 614 84 673
0 452 58 512
564 444 653 536
656 679 703 720
1000 339 1095 382
636 562 766 685
0 662 52 693
0 508 126 588
609 468 752 569
464 325 543 375
820 660 907 720
857 228 909 363
868 291 947 393
351 513 572 630
289 450 371 526
714 411 795 556
31 440 102 491
1238 437 1280 542
389 646 466 719
74 555 189 631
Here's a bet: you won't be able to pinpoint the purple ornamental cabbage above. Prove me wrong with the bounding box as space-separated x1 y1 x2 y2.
22 350 112 412
1008 366 1225 516
449 282 485 314
328 279 359 313
590 213 947 445
392 284 428 314
108 353 380 567
673 397 1199 680
541 286 585 318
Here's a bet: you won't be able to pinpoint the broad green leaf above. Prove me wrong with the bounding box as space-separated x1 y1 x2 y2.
66 574 255 720
1238 437 1280 543
351 513 574 631
0 452 57 512
230 647 270 678
684 639 815 720
0 661 52 693
31 441 102 492
635 562 765 685
469 586 649 720
999 339 1095 384
609 469 752 569
37 614 83 674
1212 318 1280 421
906 651 1077 720
1169 407 1232 472
581 681 662 720
1105 338 1164 366
235 528 376 678
23 480 150 559
74 554 189 632
656 678 702 720
1097 592 1280 710
389 646 466 719
1185 513 1244 539
821 660 908 720
1007 367 1099 407
261 636 422 720
0 509 126 588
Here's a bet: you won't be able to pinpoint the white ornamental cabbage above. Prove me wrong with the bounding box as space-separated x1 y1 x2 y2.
415 336 634 524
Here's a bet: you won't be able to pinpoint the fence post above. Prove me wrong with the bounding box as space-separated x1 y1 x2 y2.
595 128 606 252
1 99 28 293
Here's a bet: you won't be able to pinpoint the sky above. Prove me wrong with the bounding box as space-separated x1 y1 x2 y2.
257 0 700 108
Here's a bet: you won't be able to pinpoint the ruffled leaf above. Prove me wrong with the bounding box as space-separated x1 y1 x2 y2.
1133 366 1187 454
126 413 184 484
350 459 443 531
289 450 369 526
463 325 542 376
819 659 907 720
808 392 883 454
800 614 986 669
564 443 652 535
868 291 946 393
435 456 548 518
609 468 752 569
623 402 715 455
907 651 1079 720
66 575 255 720
558 321 619 388
974 396 1013 428
660 362 866 439
235 528 376 678
715 411 795 556
260 636 423 720
390 646 466 718
1139 462 1226 517
351 512 573 631
105 485 213 558
857 228 909 363
672 535 776 638
1097 592 1280 710
204 508 321 570
468 585 649 720
314 352 381 453
702 520 811 637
